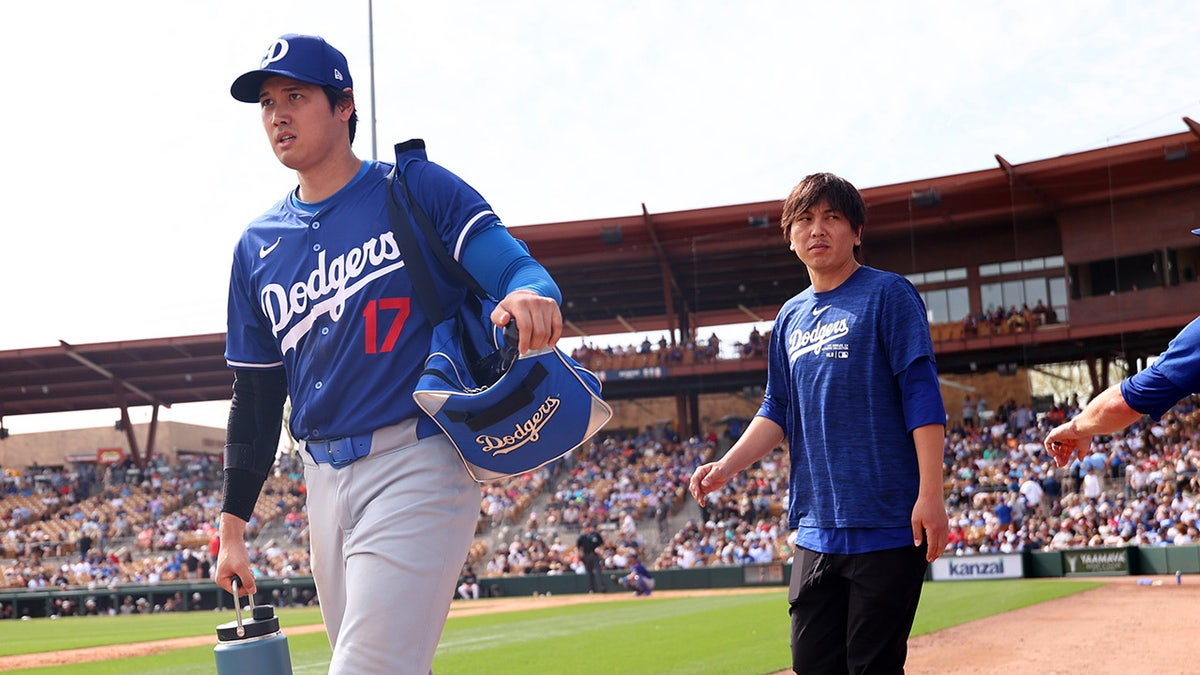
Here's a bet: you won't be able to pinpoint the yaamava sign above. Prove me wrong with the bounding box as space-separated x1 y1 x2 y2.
1062 548 1132 576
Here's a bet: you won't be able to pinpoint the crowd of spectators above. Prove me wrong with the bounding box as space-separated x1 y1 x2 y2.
943 394 1200 555
960 300 1059 338
4 388 1200 610
569 327 770 373
571 309 1080 362
473 426 707 582
0 454 314 593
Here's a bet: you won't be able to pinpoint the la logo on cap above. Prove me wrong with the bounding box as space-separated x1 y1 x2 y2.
230 34 353 103
261 39 290 68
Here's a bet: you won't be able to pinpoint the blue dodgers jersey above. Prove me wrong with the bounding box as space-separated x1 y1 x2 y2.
1122 314 1200 419
225 158 500 442
760 266 941 531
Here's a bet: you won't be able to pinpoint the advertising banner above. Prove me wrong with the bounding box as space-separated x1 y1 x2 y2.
97 447 125 464
1062 548 1131 576
931 553 1024 581
597 367 667 381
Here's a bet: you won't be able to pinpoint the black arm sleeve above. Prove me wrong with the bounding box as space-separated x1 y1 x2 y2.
221 368 288 522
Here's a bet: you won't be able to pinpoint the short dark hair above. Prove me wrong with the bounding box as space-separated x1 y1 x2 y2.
322 85 358 145
780 172 867 244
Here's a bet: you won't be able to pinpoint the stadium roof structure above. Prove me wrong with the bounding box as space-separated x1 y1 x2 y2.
0 334 229 418
2 119 1199 424
517 118 1200 337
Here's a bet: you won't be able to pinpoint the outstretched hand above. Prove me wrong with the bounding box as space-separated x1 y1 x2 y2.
689 462 730 503
1044 422 1085 468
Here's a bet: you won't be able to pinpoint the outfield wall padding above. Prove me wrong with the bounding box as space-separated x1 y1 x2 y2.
4 548 1198 619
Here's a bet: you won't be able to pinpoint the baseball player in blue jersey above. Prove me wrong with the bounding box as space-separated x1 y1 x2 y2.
1045 227 1200 466
214 34 563 674
689 173 948 673
615 552 655 596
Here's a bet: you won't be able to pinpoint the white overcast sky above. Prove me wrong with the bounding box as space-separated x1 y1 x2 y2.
3 0 1199 432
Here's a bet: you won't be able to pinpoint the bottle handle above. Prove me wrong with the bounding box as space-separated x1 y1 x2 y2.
231 577 253 638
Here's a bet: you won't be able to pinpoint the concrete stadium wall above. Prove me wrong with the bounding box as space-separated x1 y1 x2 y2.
0 421 225 471
604 392 763 437
937 369 1035 426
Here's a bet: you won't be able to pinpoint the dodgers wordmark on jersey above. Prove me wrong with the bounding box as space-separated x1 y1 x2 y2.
225 154 502 443
764 266 939 531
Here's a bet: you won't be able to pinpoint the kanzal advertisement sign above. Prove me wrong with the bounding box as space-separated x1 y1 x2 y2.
930 553 1024 581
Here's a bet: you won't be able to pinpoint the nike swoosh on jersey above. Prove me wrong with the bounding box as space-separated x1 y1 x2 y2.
259 237 283 259
812 305 832 317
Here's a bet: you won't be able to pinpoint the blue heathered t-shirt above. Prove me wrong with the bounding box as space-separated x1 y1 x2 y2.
757 266 945 554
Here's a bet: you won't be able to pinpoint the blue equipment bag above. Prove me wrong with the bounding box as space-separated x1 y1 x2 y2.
387 140 612 482
415 305 612 482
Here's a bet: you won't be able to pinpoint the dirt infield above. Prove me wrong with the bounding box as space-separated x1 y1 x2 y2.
1 579 1193 673
905 575 1199 675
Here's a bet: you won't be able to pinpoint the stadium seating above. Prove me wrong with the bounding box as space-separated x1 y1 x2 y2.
4 392 1199 593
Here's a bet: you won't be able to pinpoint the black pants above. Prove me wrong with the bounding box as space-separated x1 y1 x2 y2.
788 543 928 674
583 553 606 592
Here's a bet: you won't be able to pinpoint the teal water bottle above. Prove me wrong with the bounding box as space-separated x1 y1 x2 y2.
214 579 293 675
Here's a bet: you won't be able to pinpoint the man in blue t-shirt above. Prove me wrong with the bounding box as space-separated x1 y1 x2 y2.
1045 227 1200 466
690 172 948 673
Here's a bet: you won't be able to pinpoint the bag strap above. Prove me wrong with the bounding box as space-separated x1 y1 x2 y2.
400 177 489 300
385 166 446 325
387 140 489 316
444 362 549 431
386 140 518 365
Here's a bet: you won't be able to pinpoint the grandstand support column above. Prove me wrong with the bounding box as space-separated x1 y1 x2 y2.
113 383 142 468
58 339 165 468
674 392 687 438
1083 354 1112 399
676 391 701 438
144 403 159 467
112 382 160 469
641 204 682 346
688 392 700 438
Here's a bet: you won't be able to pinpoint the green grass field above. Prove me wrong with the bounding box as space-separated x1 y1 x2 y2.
0 579 1102 674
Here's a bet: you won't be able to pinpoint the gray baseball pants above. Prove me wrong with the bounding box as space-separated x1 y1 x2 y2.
303 419 480 674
